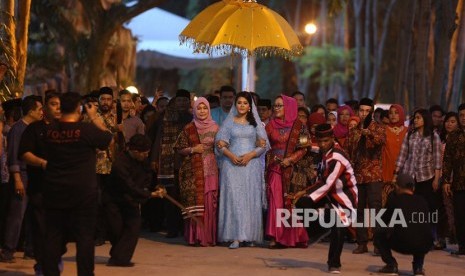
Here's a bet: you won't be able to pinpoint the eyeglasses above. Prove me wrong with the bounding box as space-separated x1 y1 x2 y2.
273 104 284 109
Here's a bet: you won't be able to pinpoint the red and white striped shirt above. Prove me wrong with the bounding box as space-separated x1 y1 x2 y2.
307 144 358 213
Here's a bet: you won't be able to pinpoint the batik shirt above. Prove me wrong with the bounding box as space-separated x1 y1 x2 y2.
443 129 465 191
85 111 117 175
345 121 385 184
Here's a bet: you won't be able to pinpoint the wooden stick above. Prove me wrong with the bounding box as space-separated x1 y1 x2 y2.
163 194 204 228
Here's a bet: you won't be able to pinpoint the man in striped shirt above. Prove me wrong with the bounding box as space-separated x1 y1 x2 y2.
296 123 358 274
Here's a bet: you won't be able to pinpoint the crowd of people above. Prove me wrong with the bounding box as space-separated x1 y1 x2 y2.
0 85 463 276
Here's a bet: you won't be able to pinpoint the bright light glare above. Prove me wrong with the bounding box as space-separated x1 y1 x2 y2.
126 86 139 94
305 23 317 35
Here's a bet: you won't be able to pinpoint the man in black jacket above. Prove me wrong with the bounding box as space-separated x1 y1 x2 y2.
375 173 433 276
104 134 161 267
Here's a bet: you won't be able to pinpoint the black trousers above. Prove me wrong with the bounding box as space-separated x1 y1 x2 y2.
43 198 97 276
415 177 438 214
96 174 110 241
159 178 182 235
415 177 439 240
141 198 165 231
0 182 10 247
141 173 165 232
27 193 46 266
3 174 29 253
105 200 141 264
374 231 425 269
355 182 383 245
453 191 465 249
296 197 346 268
434 187 447 239
327 225 346 268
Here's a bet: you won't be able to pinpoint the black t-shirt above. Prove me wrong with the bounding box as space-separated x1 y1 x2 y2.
44 121 113 208
18 120 47 195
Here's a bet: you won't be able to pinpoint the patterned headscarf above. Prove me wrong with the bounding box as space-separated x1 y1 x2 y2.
193 97 217 131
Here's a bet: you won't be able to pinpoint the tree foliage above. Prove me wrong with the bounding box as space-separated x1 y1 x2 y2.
0 22 19 100
256 58 283 99
298 44 354 88
0 0 31 100
176 0 234 94
32 0 166 93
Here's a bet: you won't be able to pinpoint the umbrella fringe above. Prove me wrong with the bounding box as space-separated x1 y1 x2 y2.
180 35 303 60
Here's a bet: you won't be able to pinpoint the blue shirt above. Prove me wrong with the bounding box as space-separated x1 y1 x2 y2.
7 119 29 172
210 107 229 126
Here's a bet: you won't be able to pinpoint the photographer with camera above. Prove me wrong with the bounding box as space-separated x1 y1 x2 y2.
42 92 112 276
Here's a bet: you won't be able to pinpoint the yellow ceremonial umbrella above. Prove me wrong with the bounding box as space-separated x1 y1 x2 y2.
180 0 303 90
180 0 302 58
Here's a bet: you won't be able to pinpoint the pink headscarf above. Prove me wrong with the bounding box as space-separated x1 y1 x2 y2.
333 105 354 139
389 104 405 127
270 94 298 129
193 97 217 131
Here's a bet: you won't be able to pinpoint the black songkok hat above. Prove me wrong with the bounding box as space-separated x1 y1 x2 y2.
99 86 113 97
257 99 272 109
175 89 190 99
359 97 374 107
315 123 334 138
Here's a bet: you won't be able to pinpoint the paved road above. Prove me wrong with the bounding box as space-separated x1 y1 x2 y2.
1 231 464 275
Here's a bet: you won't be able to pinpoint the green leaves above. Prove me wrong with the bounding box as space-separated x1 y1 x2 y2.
296 44 354 88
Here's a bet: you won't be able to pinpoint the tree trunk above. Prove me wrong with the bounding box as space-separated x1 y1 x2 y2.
446 0 465 109
372 0 378 62
15 0 32 89
33 0 166 93
450 0 465 108
293 0 308 99
363 0 372 97
293 0 301 31
431 0 458 106
393 0 416 105
319 0 328 45
0 0 17 71
345 2 354 100
407 54 416 112
352 0 364 99
413 0 432 108
85 31 115 91
334 5 345 47
369 0 397 100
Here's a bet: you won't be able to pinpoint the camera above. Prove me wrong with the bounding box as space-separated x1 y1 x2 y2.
81 97 98 114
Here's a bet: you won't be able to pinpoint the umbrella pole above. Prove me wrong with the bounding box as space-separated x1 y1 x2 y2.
241 56 248 91
248 56 256 92
241 55 256 92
